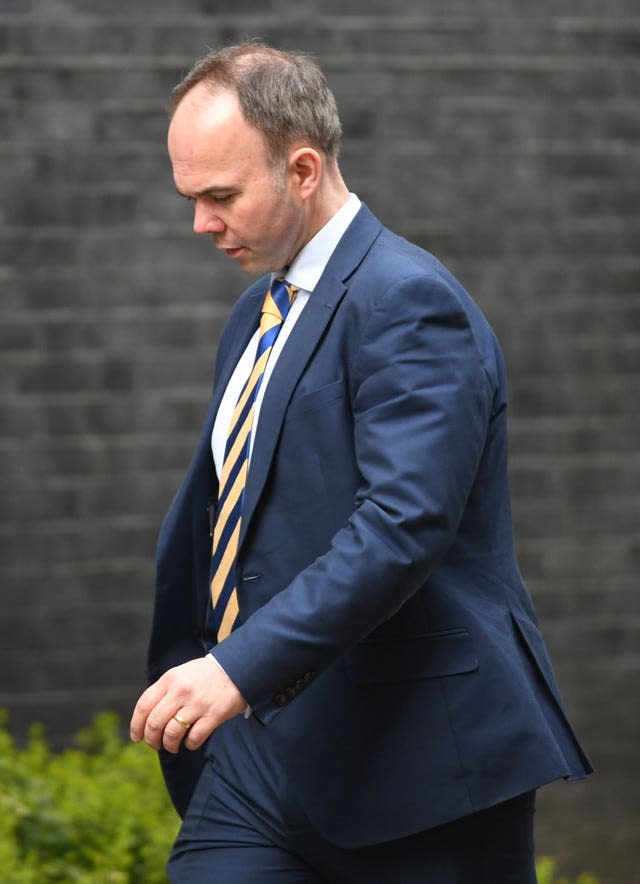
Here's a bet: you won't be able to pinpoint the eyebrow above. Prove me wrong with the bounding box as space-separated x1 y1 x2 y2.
175 185 234 199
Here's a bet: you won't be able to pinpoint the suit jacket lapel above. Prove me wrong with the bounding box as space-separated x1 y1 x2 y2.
238 269 346 546
238 204 383 547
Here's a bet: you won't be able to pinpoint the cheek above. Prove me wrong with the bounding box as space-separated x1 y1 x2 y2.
273 200 300 240
243 198 272 232
258 208 289 249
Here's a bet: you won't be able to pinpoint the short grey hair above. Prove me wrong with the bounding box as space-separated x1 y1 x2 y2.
169 42 343 171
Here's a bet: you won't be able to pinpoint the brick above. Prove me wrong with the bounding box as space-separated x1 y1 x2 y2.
0 558 154 608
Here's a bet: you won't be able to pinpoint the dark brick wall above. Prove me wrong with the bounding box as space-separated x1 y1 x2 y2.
1 4 638 881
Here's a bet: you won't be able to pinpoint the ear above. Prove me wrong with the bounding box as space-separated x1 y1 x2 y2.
287 147 322 200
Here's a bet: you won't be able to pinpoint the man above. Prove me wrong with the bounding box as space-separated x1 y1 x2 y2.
130 43 591 883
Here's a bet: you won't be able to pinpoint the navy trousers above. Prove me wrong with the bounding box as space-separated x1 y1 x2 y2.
168 715 537 883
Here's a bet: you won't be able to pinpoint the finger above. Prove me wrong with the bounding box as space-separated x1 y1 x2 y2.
143 693 186 750
182 716 214 751
130 680 168 741
162 710 197 754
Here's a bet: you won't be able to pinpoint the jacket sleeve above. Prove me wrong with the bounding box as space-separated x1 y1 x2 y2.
211 272 495 721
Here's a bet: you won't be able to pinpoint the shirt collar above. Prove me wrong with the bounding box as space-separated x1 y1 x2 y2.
273 193 361 294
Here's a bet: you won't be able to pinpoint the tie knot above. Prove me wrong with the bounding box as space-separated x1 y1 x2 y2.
262 278 298 322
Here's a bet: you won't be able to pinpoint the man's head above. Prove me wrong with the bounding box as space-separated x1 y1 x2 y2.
168 43 348 274
170 42 342 176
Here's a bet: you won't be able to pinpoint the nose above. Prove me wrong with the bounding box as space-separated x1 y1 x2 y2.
193 199 225 236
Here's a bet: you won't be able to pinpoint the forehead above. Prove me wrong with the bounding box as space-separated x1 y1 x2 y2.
168 84 270 183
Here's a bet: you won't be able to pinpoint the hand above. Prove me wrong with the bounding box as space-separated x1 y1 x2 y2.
129 655 247 754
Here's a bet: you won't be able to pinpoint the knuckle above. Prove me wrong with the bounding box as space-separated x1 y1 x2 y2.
134 698 150 717
165 677 188 701
146 716 163 734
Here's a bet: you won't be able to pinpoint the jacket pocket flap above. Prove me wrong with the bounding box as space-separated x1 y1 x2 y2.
289 378 346 416
346 628 479 685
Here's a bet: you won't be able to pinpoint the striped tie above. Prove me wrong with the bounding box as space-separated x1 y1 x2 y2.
209 278 298 642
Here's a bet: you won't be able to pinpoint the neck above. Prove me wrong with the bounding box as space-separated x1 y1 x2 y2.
305 166 351 243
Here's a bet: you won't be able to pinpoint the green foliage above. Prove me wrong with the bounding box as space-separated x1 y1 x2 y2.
537 855 601 884
0 710 601 883
0 710 179 883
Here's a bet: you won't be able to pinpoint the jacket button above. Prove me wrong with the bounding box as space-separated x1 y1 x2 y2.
274 692 288 707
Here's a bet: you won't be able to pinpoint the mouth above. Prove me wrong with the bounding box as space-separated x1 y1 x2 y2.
220 246 246 259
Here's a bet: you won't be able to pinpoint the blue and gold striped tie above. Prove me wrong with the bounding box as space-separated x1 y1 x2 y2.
209 278 298 642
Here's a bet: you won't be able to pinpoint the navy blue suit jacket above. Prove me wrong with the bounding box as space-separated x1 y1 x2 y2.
148 204 591 847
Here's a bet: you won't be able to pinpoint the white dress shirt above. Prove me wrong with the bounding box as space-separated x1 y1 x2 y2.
211 193 361 477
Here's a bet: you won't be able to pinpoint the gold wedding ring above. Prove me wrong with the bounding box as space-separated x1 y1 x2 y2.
172 714 192 730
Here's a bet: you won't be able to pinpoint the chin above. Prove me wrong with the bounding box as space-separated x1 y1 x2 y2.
240 257 276 276
237 259 264 275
